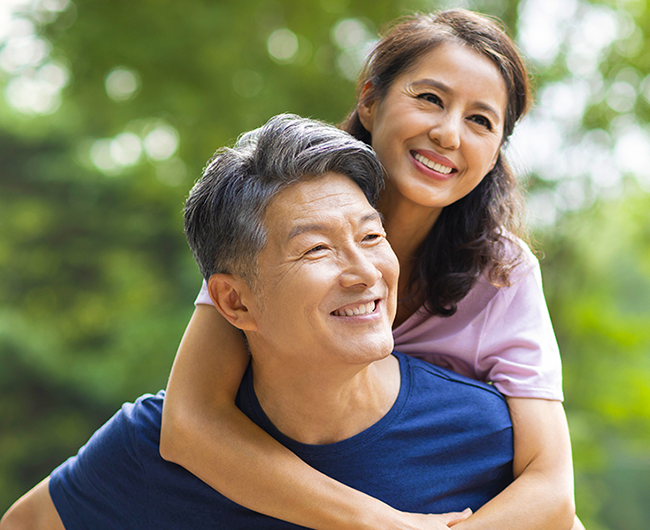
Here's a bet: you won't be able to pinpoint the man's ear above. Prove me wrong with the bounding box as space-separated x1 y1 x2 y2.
207 274 258 331
357 81 377 133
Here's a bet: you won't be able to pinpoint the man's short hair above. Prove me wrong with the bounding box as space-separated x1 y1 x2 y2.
184 113 385 282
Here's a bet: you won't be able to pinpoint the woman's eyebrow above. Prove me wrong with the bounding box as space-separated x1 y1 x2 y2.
409 78 452 94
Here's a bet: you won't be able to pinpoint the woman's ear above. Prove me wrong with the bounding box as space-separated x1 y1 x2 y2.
357 81 377 133
488 149 501 173
207 274 258 331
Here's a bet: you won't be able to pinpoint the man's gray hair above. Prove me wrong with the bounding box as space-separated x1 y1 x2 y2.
184 113 385 283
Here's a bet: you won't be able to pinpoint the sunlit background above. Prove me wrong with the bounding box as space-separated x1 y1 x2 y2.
1 0 649 527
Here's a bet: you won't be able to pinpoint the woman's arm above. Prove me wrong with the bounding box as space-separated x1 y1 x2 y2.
451 398 577 530
160 304 465 530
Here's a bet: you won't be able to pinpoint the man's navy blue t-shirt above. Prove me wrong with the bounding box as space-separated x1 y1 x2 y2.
49 352 514 529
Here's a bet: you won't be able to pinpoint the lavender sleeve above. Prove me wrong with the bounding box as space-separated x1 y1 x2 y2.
393 243 563 401
194 279 214 306
476 260 563 400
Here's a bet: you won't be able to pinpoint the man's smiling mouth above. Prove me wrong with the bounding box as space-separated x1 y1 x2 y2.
332 300 377 317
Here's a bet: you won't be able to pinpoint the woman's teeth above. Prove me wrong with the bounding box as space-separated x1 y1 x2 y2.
413 152 453 174
333 301 376 317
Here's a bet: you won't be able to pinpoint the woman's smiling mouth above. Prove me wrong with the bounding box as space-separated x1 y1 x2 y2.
411 151 455 175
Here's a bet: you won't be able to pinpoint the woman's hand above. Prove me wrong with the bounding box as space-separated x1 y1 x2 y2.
399 508 472 530
382 508 473 530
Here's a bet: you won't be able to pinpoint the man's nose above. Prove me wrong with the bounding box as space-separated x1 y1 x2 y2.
428 112 461 150
339 247 382 288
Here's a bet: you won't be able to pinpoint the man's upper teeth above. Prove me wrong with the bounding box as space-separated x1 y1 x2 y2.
414 153 453 174
334 301 376 317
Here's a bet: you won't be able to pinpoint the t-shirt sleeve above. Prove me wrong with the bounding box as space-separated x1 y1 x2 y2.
478 256 563 401
48 397 152 530
194 279 214 306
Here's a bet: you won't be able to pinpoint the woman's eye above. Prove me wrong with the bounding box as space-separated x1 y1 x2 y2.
363 233 382 242
417 93 442 106
469 115 493 130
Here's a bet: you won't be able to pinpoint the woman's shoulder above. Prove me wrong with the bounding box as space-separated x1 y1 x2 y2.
495 233 539 282
454 235 539 311
395 235 540 333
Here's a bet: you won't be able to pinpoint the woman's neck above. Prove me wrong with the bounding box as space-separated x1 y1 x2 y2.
378 191 441 263
378 190 441 326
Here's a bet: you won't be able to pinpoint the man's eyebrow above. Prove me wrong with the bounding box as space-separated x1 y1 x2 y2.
287 223 328 241
286 210 383 240
362 210 383 225
409 79 502 121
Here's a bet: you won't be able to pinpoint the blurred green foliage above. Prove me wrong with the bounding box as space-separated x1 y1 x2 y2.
538 185 650 528
1 0 649 527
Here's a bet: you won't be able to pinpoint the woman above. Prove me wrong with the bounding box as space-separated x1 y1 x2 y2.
161 9 579 529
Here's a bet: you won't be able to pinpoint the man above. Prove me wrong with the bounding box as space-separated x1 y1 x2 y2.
1 115 513 529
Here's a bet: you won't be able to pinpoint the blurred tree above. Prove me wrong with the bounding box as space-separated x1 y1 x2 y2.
538 185 650 528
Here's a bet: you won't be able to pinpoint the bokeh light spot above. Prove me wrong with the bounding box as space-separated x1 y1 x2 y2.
110 132 142 167
105 67 141 102
607 81 637 113
267 28 298 63
144 123 179 161
4 61 68 115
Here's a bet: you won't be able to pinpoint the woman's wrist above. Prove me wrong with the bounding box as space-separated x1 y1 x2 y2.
329 497 422 530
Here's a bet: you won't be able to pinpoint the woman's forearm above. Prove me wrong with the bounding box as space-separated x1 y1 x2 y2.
451 398 576 530
450 467 576 529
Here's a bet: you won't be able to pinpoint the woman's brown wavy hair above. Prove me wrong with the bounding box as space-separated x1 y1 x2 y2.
341 9 532 317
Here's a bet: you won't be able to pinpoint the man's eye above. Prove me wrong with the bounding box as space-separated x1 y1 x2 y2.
306 245 326 254
363 233 381 242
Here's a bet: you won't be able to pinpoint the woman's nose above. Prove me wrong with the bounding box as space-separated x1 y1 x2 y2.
428 114 461 150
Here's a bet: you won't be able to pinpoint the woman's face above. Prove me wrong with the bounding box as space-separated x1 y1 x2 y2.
359 41 508 214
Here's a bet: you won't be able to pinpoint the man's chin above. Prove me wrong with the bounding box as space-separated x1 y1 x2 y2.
346 334 394 364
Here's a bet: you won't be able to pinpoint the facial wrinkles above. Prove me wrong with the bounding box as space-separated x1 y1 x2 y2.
282 219 373 282
260 190 379 293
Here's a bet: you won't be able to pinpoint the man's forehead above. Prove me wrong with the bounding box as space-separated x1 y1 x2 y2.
264 174 376 237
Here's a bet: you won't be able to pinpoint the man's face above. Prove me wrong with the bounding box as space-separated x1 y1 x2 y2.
246 172 398 368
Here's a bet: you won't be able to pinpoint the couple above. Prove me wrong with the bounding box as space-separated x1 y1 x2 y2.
4 7 582 527
4 114 520 528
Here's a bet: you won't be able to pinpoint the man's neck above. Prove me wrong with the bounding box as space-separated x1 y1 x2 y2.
250 355 401 445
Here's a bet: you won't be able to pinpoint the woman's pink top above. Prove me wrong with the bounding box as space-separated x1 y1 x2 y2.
195 242 563 401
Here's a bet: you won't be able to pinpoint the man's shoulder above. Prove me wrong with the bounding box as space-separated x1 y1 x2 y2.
50 391 165 491
392 352 512 449
55 390 165 472
94 391 165 447
122 391 165 426
394 352 508 405
48 392 166 529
